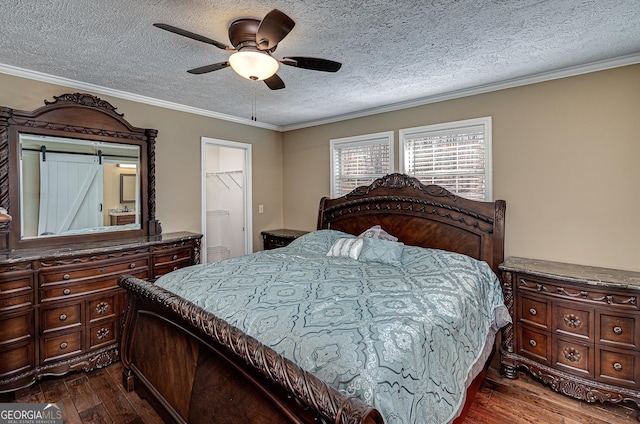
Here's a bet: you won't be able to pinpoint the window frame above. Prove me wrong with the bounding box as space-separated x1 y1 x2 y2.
399 117 493 201
330 131 395 198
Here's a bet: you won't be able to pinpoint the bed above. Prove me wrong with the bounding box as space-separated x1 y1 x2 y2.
119 173 508 423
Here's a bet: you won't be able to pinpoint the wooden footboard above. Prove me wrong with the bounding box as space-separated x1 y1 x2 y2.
119 275 384 424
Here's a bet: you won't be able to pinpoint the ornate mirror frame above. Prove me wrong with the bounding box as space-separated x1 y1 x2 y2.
0 93 161 250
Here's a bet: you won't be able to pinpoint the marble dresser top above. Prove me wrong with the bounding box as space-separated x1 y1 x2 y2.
500 257 640 291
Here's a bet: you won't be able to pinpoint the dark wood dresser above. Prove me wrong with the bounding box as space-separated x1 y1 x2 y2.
499 257 640 414
261 229 309 250
0 231 201 394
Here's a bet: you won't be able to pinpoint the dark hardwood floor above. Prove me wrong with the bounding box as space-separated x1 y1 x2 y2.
5 362 639 423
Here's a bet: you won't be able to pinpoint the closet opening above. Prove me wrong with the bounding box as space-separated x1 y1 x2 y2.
201 138 252 263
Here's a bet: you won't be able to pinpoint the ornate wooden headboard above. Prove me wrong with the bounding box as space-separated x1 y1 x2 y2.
317 173 506 277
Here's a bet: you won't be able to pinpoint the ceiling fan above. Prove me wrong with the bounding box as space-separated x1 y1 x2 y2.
154 9 342 90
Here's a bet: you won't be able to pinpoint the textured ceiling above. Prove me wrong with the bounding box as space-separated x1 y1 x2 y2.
1 0 639 129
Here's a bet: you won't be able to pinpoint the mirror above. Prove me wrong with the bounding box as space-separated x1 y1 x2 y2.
1 92 161 250
19 134 141 238
120 174 137 203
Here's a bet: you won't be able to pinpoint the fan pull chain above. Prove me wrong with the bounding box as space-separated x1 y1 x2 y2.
251 81 257 121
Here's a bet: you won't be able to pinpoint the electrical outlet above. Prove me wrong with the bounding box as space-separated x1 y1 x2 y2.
258 204 264 214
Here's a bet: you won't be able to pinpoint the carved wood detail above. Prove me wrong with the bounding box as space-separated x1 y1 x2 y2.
44 93 124 116
503 351 640 409
120 277 383 424
519 278 638 308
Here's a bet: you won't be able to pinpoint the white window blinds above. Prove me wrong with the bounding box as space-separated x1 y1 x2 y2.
330 132 394 198
400 117 492 201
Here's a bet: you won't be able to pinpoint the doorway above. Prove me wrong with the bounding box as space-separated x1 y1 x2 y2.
201 138 252 263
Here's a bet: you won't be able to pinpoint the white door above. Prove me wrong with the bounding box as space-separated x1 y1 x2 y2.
201 138 252 263
38 152 104 235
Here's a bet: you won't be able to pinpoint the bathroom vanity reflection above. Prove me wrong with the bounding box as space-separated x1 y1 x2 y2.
20 134 141 238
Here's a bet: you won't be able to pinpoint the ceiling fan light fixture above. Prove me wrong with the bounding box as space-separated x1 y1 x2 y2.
229 50 279 81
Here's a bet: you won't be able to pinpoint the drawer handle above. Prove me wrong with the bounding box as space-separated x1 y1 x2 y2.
529 339 537 347
99 267 106 273
173 266 178 271
63 288 71 296
95 302 110 314
59 314 67 321
529 308 537 316
62 274 70 280
129 263 136 269
60 342 68 350
613 362 623 371
97 328 110 340
172 254 178 260
613 326 623 335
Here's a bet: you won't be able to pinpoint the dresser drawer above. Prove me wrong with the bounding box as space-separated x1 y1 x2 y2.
517 294 549 330
88 294 118 322
517 326 551 363
153 247 192 265
0 341 34 377
41 330 82 363
554 336 593 378
553 302 593 341
0 310 34 346
39 256 149 285
88 320 117 350
39 268 148 302
0 271 34 311
597 312 638 349
153 260 192 279
41 302 82 333
596 346 639 388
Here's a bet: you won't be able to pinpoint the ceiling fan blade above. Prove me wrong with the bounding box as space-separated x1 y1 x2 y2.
281 57 342 72
263 74 285 90
256 9 295 50
187 62 230 74
154 23 231 50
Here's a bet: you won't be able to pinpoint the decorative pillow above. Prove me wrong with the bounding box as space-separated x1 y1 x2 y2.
358 225 398 242
358 238 404 266
326 238 364 260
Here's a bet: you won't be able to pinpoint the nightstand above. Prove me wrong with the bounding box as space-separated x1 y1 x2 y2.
499 257 640 415
261 229 309 250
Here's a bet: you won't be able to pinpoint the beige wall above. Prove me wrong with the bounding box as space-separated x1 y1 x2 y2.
282 64 640 272
0 73 284 251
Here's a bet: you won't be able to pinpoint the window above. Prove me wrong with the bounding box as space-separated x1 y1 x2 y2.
330 131 394 198
400 117 492 201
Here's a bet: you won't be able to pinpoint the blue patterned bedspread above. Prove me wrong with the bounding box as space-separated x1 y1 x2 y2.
155 230 510 424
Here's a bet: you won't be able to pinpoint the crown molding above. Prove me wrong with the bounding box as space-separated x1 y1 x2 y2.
0 63 282 131
281 53 640 131
2 52 639 133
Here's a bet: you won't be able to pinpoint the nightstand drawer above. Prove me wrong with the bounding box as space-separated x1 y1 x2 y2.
597 312 638 349
554 336 593 378
518 326 550 363
518 294 549 329
553 302 593 341
597 346 639 388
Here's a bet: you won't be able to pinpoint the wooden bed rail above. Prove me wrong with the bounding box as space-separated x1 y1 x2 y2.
119 275 384 424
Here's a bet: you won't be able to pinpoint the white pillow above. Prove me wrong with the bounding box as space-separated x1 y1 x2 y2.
358 225 398 242
326 238 364 260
